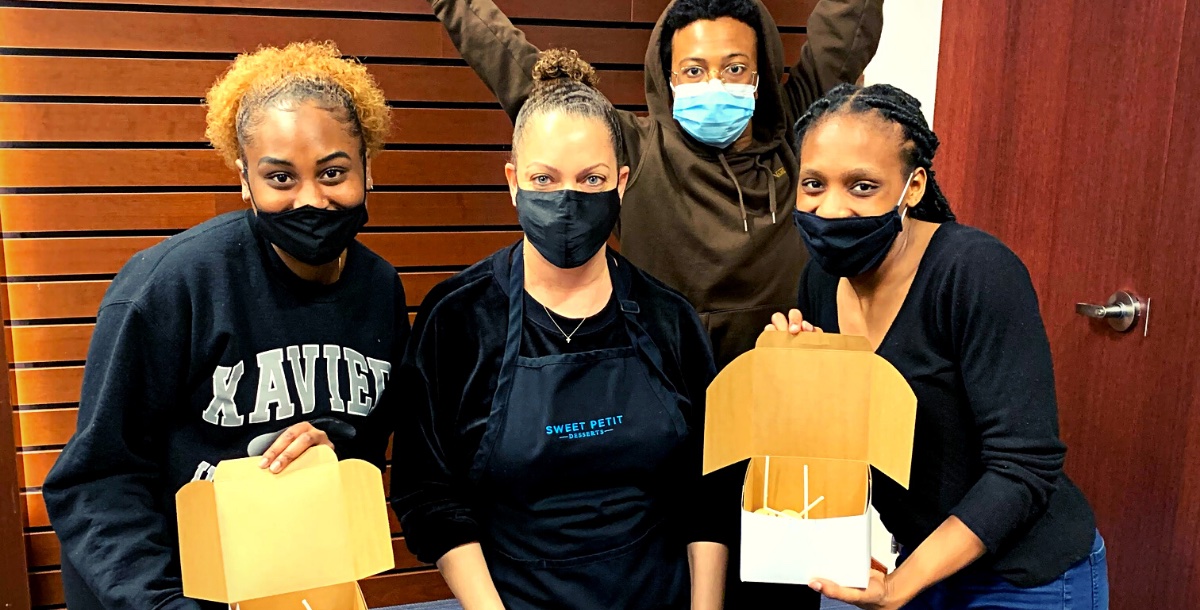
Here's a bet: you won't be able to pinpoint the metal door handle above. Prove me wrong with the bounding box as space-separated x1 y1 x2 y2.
1075 290 1143 332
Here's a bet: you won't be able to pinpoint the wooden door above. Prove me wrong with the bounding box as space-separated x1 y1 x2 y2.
936 0 1200 607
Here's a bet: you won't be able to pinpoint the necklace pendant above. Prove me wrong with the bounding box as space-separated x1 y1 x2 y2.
566 337 571 343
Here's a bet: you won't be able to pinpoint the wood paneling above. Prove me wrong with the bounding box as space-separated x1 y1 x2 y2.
9 325 92 365
25 530 59 569
15 449 57 489
2 231 517 276
11 368 84 408
631 0 819 26
24 0 635 22
360 570 452 606
0 57 649 106
13 409 78 447
3 272 454 321
22 492 48 529
0 193 516 233
29 569 62 607
0 149 510 188
0 104 515 145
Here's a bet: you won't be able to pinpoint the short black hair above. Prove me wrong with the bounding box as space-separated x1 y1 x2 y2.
794 83 955 222
659 0 765 84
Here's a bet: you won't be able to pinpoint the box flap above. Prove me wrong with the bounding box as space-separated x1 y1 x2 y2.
233 581 367 610
704 332 916 488
339 460 395 578
177 480 228 601
178 446 392 603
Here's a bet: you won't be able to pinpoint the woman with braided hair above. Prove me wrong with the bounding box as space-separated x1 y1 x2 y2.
766 84 1109 609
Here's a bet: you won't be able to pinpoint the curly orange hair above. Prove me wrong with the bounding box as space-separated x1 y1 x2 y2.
204 41 390 167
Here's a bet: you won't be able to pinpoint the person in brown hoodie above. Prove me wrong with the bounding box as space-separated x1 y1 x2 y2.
429 0 883 370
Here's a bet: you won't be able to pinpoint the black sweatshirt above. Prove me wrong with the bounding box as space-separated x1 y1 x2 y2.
797 222 1096 587
390 244 734 565
42 210 409 610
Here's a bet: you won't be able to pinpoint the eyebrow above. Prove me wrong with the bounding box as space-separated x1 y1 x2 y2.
796 166 883 181
317 151 352 165
680 53 751 64
576 163 611 175
526 162 560 173
257 151 351 168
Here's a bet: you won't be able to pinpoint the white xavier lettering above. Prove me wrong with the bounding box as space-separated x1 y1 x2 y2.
367 357 392 412
324 345 346 413
344 348 372 416
203 362 245 427
250 348 294 424
202 344 390 427
287 344 320 415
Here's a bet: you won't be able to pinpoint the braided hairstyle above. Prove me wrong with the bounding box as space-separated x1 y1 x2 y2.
513 49 625 166
793 83 954 222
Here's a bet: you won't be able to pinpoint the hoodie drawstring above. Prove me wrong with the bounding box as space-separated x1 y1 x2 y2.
719 152 782 233
754 154 779 225
717 152 749 233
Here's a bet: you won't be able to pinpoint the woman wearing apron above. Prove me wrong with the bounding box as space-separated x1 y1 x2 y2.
766 84 1108 609
391 49 730 610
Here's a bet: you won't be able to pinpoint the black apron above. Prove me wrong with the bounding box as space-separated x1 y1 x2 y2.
468 246 692 610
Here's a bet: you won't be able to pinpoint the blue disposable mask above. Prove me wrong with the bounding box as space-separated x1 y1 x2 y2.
671 80 757 149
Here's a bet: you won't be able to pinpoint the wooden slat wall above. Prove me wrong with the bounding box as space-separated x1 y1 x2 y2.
0 0 811 607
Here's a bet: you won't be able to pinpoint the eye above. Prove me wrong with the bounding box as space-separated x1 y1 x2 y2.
800 178 824 193
532 174 553 186
682 66 704 78
585 175 606 187
850 182 880 195
727 64 746 75
265 172 293 186
320 167 347 181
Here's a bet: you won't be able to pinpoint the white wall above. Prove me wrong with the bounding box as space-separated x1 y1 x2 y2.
859 0 946 571
861 0 945 126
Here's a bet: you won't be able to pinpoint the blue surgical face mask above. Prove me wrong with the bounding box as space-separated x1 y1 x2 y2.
671 80 757 149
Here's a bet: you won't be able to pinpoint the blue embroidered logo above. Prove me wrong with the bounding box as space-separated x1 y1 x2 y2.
545 415 625 440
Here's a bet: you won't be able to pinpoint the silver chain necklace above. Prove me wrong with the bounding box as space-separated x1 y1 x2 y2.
542 304 588 343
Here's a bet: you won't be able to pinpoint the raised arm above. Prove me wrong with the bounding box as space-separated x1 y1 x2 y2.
782 0 885 118
429 0 543 120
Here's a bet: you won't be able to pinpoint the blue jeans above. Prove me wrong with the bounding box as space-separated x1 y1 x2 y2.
899 531 1109 610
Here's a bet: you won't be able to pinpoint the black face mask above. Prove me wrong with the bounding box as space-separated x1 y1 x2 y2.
245 168 369 266
792 172 915 278
516 187 621 269
793 207 902 278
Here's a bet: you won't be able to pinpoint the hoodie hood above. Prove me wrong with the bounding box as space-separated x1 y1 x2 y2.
645 0 793 153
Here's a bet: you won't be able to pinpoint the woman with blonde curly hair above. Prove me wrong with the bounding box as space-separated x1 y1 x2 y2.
43 41 408 610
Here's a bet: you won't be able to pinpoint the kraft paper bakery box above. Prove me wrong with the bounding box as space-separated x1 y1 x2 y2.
176 445 393 609
704 332 917 588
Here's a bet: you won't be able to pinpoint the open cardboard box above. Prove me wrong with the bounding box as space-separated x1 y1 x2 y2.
176 445 393 609
704 332 917 588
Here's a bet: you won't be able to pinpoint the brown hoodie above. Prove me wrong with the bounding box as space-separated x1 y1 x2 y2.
430 0 883 368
